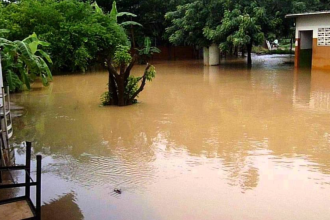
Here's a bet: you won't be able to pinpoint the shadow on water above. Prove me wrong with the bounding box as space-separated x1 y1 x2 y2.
42 193 83 220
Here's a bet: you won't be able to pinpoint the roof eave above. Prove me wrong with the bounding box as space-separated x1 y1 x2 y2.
285 11 330 19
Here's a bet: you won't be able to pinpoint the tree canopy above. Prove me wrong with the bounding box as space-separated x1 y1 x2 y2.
166 0 330 48
0 0 128 72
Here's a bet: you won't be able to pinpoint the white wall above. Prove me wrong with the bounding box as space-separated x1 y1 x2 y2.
300 31 313 49
209 44 220 66
295 14 330 40
203 47 209 66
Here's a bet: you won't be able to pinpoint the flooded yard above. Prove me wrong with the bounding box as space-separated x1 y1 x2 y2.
8 55 330 219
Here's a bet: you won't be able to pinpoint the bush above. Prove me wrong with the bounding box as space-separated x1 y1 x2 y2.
0 0 128 72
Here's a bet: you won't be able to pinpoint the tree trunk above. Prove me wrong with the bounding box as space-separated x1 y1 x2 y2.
117 77 125 106
105 58 152 106
235 46 238 57
247 43 252 66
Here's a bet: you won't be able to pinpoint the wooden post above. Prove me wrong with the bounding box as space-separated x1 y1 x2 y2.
25 142 31 199
36 154 42 220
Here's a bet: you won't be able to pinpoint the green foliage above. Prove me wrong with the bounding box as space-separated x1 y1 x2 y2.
146 65 156 81
122 65 156 104
125 76 140 102
97 0 184 45
204 9 264 52
113 45 132 67
137 37 161 64
138 37 161 56
102 45 157 106
6 70 23 91
165 1 212 47
0 0 128 72
120 21 143 27
0 32 52 91
165 0 330 48
105 1 142 27
109 1 118 21
100 91 111 105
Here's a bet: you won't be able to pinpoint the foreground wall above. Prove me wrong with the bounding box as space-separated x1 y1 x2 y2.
295 14 330 70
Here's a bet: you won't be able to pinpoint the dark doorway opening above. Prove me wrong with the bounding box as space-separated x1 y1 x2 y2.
299 31 313 68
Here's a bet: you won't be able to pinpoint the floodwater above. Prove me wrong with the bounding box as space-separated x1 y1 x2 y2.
7 55 330 219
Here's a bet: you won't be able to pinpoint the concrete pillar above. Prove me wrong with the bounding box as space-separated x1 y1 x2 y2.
209 43 220 66
203 47 209 66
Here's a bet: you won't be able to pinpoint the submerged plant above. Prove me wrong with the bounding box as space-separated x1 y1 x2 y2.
103 45 156 106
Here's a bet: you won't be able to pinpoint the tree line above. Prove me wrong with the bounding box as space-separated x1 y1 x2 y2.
1 0 330 71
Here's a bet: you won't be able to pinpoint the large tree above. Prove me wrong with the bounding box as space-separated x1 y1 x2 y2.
204 8 264 65
98 1 157 106
165 0 228 47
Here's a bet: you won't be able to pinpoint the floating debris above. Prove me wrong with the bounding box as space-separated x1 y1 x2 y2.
114 188 122 194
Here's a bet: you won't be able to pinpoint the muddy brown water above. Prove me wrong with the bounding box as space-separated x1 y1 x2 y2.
6 55 330 219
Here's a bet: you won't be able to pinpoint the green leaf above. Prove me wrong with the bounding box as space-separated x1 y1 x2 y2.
120 21 143 27
144 37 151 54
0 29 10 36
109 1 118 22
29 41 39 54
38 57 53 80
41 74 48 86
6 70 22 91
37 49 53 64
19 68 31 90
91 2 103 14
117 12 137 17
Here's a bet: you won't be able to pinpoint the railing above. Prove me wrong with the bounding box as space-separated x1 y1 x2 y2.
0 142 42 220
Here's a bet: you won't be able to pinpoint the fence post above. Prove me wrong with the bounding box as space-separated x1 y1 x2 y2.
36 155 42 220
25 142 31 199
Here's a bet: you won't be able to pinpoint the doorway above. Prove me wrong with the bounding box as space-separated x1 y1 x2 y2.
298 31 313 68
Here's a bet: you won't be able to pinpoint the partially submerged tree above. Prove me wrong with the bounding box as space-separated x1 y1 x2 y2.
96 2 156 106
102 45 156 106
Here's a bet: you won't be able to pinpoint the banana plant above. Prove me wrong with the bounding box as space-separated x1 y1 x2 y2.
0 32 52 91
92 1 142 27
137 37 161 56
137 37 161 64
92 1 142 48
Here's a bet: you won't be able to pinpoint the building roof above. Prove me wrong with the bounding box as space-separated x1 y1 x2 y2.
286 11 330 18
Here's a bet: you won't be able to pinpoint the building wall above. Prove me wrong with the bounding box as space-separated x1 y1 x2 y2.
295 14 330 70
312 39 330 69
295 14 330 39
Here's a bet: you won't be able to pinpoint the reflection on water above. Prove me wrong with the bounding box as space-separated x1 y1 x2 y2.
7 55 330 219
42 193 83 220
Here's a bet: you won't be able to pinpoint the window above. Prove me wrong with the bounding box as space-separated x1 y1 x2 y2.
318 28 330 46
